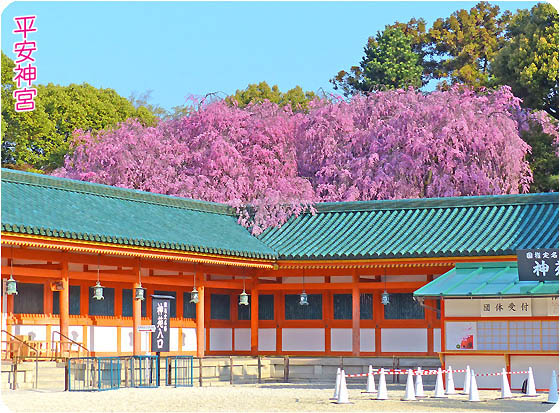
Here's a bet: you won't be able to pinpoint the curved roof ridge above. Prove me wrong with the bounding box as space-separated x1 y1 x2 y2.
313 192 559 213
1 168 235 216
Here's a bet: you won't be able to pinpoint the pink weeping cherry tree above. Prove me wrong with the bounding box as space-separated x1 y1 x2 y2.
55 86 555 234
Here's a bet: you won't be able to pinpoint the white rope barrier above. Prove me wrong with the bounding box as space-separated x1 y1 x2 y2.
344 369 530 378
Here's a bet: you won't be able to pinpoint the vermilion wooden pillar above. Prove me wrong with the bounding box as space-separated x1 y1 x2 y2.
352 271 360 356
59 258 69 352
250 280 259 354
196 272 205 358
132 281 142 355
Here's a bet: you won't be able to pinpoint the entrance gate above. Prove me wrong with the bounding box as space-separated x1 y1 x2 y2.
165 356 194 387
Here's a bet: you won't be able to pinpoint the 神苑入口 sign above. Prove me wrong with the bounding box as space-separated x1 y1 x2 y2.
517 249 559 281
151 295 174 352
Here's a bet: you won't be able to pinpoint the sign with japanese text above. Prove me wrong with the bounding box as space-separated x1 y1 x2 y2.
446 322 477 350
151 295 173 352
480 298 532 317
517 249 559 281
12 16 38 112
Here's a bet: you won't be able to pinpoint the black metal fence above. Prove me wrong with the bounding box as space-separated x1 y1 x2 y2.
67 355 193 391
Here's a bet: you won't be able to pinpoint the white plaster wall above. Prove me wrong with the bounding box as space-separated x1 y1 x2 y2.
170 328 179 351
50 325 83 344
331 328 352 352
510 356 559 390
382 275 427 283
121 327 133 353
283 276 324 284
531 297 549 316
234 328 250 351
381 328 427 352
182 327 197 352
360 328 375 352
12 325 46 341
152 270 180 276
258 329 276 351
88 326 117 353
444 355 505 389
444 299 480 317
282 328 325 352
330 276 353 283
210 328 232 351
433 328 441 353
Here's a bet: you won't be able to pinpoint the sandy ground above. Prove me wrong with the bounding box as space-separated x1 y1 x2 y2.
0 382 556 413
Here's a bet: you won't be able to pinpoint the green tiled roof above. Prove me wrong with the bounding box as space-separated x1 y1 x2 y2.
1 169 277 260
258 193 559 260
414 262 559 297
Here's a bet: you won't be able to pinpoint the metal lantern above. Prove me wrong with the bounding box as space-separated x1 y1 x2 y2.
239 290 249 306
299 291 309 306
92 281 104 300
190 287 199 304
381 290 390 305
134 284 145 301
5 275 17 295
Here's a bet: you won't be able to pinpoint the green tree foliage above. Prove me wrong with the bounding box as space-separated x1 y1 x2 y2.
491 3 559 118
331 27 423 96
1 52 156 171
428 1 511 88
227 81 316 111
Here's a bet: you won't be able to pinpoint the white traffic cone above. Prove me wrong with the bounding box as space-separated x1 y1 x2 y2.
525 366 538 397
415 367 425 398
544 370 559 404
498 368 512 399
330 367 341 400
445 365 456 395
432 367 447 398
376 367 388 400
401 369 416 401
461 365 471 395
363 365 376 393
335 369 351 404
467 370 481 402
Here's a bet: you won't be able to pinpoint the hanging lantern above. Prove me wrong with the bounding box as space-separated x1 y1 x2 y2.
92 281 104 300
190 287 199 304
299 291 309 306
5 275 17 295
134 284 145 301
239 290 249 306
381 290 390 305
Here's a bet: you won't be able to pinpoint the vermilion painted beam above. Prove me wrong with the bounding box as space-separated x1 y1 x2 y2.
257 282 425 291
196 272 205 358
59 257 69 353
351 271 360 356
251 282 259 354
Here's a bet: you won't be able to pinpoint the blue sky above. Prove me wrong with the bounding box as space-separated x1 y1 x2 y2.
2 1 540 111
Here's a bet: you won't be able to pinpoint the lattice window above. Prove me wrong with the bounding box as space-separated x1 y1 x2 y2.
542 321 559 351
53 285 81 316
508 321 541 351
210 294 230 320
182 292 196 319
477 321 508 350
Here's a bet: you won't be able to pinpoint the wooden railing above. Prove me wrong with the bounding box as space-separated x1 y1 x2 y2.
52 330 89 358
1 329 38 389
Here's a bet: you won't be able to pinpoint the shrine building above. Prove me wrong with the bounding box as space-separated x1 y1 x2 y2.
1 169 558 378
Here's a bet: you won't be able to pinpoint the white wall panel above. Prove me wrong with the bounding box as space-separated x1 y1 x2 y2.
330 276 352 283
51 325 84 345
433 328 441 353
210 328 232 351
234 328 251 351
382 275 427 283
120 327 133 353
444 299 480 317
510 356 559 390
283 276 324 284
445 355 505 389
360 329 375 352
331 328 352 352
88 326 117 353
13 325 46 341
258 329 276 351
282 328 324 352
381 328 427 352
170 328 179 351
182 328 197 352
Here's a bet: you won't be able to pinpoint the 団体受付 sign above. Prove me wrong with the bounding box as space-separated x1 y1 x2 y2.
480 298 532 317
517 249 559 281
151 295 174 352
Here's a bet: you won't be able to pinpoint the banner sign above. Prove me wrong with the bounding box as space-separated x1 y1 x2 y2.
547 296 559 316
151 295 174 352
480 298 532 317
516 249 559 281
446 322 477 350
